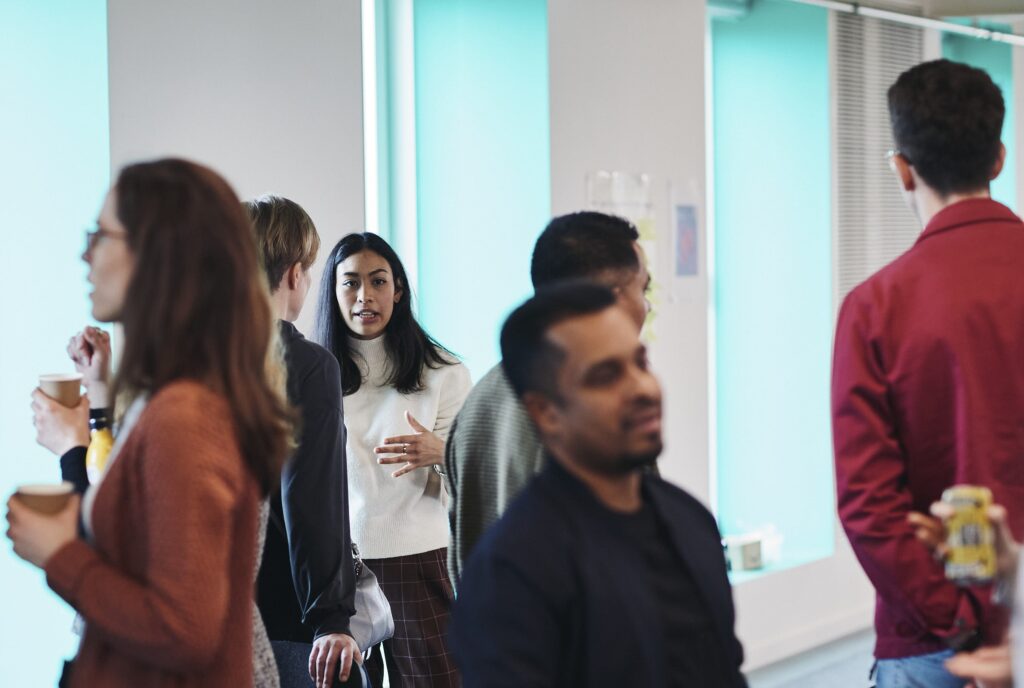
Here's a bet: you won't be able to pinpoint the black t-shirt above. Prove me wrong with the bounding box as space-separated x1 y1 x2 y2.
607 502 729 687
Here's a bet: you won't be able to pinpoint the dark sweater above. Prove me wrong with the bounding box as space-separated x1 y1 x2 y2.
451 459 747 687
256 320 355 641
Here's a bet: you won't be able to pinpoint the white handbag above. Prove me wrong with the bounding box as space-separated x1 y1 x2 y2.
349 542 395 652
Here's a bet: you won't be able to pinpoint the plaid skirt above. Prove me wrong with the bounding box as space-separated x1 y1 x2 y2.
362 548 459 688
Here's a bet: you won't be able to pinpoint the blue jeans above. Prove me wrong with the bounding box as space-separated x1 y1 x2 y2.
875 649 968 688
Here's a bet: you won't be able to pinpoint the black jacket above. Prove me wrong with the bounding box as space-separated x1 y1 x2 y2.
257 321 355 641
450 459 747 687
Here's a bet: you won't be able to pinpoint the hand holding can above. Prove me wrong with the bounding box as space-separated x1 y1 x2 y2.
941 485 997 586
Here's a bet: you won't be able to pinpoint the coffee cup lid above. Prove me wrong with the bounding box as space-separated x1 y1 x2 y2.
17 482 74 496
38 373 84 383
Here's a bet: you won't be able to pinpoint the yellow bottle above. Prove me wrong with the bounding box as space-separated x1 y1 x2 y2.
85 414 114 484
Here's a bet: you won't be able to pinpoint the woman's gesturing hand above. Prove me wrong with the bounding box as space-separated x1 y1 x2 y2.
375 411 445 478
67 326 112 408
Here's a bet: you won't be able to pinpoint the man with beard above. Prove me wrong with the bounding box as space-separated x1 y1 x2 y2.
449 283 747 687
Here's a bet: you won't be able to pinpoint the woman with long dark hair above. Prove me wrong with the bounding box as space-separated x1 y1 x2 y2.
316 232 471 687
6 159 293 687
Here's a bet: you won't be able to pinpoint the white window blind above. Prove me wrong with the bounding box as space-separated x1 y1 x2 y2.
834 12 924 299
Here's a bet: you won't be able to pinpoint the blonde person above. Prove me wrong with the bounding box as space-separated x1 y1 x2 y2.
9 159 292 687
245 196 364 688
315 233 470 687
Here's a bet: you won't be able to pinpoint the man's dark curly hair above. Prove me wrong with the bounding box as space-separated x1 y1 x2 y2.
529 212 639 289
888 59 1004 196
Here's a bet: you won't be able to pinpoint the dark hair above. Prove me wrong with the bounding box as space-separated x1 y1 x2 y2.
888 59 1005 196
315 232 454 396
112 158 293 496
500 282 617 401
244 195 320 293
530 212 640 289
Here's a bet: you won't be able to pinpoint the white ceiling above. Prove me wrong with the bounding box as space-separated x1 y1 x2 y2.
860 0 1024 17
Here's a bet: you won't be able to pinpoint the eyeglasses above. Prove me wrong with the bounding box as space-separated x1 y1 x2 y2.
84 226 128 253
886 149 912 169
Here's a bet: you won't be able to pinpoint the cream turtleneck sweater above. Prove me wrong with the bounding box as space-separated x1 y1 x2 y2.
345 335 472 559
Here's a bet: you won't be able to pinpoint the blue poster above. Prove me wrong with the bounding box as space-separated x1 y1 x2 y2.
675 204 698 276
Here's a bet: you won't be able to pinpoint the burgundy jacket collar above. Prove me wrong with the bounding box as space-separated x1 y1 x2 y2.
916 197 1020 246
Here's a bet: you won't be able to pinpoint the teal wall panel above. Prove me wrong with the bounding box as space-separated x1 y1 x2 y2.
943 35 1017 212
712 1 835 568
0 0 110 680
412 0 550 378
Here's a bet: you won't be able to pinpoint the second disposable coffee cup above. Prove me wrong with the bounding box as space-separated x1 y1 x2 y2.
14 482 75 515
38 373 83 408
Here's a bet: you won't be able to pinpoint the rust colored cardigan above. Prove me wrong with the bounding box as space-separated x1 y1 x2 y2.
45 380 261 687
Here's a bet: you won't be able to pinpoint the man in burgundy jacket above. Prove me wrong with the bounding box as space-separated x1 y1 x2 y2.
833 59 1024 688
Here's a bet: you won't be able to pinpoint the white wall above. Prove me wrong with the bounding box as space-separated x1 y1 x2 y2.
548 0 711 502
107 0 365 337
548 0 875 671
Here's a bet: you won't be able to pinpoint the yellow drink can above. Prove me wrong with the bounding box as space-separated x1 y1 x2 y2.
942 485 996 585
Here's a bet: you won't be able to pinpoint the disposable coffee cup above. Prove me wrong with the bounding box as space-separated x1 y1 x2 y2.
38 373 83 408
14 482 75 515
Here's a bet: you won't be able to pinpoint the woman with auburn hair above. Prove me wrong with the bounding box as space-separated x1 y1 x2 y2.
7 158 292 687
316 232 471 688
